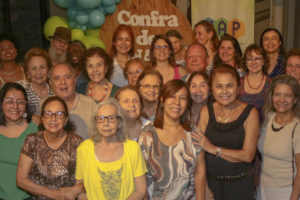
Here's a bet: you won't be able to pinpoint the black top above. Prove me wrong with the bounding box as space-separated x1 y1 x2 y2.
205 101 254 176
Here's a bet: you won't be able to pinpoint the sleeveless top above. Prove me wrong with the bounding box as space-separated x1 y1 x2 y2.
205 101 254 176
239 75 271 124
173 66 181 79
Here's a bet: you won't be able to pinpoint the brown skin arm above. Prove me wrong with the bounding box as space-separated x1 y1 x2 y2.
290 153 300 200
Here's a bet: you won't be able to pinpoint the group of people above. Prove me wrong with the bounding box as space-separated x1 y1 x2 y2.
0 19 299 200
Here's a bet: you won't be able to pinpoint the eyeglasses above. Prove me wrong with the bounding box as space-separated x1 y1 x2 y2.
126 69 143 76
3 98 26 107
246 57 263 62
42 111 66 119
154 45 169 50
94 115 120 123
140 84 160 91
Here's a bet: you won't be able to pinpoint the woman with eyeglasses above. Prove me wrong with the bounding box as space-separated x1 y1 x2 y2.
150 34 186 84
124 58 145 87
260 28 285 78
16 96 84 199
135 69 163 122
240 44 271 124
75 98 147 199
0 82 38 200
139 79 206 199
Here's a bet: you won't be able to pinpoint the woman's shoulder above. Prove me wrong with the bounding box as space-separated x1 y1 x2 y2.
67 133 84 143
78 138 94 150
77 81 89 94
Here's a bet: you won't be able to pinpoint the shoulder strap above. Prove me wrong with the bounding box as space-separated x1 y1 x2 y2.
291 122 298 184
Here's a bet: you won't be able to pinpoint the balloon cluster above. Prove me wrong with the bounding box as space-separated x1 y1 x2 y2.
43 0 121 49
53 0 120 31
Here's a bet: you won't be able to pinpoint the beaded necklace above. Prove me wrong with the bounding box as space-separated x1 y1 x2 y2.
87 81 109 102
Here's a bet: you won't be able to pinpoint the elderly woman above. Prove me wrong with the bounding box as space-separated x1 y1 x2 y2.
16 96 84 199
20 48 54 114
187 71 210 126
150 34 186 84
165 29 186 67
240 44 271 124
0 82 38 200
0 33 25 87
110 24 135 87
194 20 219 68
75 98 147 199
139 79 206 199
77 47 119 102
258 75 300 200
115 86 143 141
194 64 259 199
213 34 246 77
260 28 285 78
124 58 145 87
135 69 163 122
285 48 300 84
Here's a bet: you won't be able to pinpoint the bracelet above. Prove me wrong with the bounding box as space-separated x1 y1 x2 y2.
216 147 222 158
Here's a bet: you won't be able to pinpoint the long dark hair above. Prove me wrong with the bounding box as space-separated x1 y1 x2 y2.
154 79 191 131
0 82 32 125
259 28 285 55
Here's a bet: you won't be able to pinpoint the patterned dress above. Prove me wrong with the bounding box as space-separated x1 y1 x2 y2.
138 124 202 200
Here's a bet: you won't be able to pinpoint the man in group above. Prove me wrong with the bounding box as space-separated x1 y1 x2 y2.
182 42 210 81
48 27 71 65
49 63 97 139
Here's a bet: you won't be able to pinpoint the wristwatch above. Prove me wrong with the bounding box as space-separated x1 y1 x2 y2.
216 147 222 158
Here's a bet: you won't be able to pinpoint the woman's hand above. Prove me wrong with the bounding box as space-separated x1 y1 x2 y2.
192 131 216 155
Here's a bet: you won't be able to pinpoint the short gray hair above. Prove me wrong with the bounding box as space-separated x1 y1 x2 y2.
91 98 128 143
48 62 76 80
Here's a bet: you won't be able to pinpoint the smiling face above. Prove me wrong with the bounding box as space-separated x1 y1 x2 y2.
189 74 209 104
245 50 264 74
68 43 85 64
219 40 235 65
96 104 119 138
50 64 76 102
126 61 144 86
86 55 107 83
168 36 181 54
163 87 188 121
118 89 141 120
272 83 296 115
212 73 239 106
138 74 161 102
0 40 17 62
262 30 281 54
286 56 300 83
2 89 26 123
42 100 67 134
194 24 212 46
114 31 132 55
27 56 49 84
186 44 209 73
153 39 170 62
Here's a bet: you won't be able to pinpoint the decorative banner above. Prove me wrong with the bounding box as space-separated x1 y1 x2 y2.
100 0 194 61
191 0 254 51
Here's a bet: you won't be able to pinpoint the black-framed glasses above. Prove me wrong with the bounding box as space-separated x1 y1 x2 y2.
42 111 66 119
94 115 120 123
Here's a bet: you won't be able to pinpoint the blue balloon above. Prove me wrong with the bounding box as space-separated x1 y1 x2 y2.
75 11 89 25
88 10 105 27
114 0 121 3
69 20 77 28
67 7 78 20
81 25 88 31
53 0 74 8
76 0 101 9
102 0 114 7
96 6 106 15
104 4 116 14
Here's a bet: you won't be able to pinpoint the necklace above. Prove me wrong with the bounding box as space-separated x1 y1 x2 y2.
246 74 264 89
87 81 109 102
1 66 19 76
216 103 236 123
271 118 285 132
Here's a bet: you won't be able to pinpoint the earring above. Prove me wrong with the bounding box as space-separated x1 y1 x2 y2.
23 112 28 118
